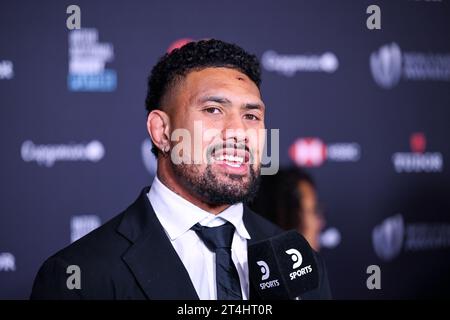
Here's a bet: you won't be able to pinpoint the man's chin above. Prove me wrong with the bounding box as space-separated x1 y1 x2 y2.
172 161 261 205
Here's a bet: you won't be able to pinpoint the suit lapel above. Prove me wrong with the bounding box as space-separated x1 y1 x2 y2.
243 206 270 246
117 187 199 300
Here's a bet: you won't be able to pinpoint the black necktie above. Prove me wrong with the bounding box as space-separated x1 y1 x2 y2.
192 222 243 300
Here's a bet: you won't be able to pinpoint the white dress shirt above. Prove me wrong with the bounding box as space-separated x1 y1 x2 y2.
147 176 251 300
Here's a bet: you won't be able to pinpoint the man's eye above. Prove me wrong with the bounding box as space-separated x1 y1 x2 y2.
204 107 221 114
244 114 260 121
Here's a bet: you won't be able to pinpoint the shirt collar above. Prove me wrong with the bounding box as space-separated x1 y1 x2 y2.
148 176 251 241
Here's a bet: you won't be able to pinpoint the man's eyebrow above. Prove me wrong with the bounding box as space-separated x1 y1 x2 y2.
198 95 265 111
198 96 232 106
243 102 265 112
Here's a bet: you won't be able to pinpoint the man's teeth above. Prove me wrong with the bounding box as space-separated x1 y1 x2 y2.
214 154 244 167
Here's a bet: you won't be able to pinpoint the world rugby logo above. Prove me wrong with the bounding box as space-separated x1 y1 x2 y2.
372 214 404 261
370 42 402 89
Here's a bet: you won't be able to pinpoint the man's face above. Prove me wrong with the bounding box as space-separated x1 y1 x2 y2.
166 67 265 205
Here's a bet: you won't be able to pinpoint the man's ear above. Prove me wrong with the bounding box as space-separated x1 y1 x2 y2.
147 110 171 153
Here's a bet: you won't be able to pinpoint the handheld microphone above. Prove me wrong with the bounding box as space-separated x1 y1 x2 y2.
248 230 319 299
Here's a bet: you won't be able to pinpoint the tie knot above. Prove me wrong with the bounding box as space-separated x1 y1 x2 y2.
192 222 235 251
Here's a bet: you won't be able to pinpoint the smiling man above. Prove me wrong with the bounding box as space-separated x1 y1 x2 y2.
30 39 331 300
148 56 265 215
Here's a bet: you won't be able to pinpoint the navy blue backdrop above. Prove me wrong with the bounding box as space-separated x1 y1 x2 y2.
1 0 449 299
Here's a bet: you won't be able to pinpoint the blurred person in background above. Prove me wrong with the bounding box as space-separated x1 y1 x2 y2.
250 166 325 251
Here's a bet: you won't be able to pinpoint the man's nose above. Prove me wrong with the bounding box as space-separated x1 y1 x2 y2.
222 112 248 144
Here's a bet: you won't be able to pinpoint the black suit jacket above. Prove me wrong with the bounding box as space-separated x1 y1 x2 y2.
31 187 332 300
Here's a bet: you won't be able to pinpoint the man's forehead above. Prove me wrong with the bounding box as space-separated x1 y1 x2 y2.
185 67 257 89
183 67 262 103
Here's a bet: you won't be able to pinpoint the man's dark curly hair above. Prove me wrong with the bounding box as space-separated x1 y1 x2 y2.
145 39 261 157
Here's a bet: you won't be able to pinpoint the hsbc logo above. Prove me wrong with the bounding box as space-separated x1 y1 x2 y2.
289 138 326 167
289 138 361 167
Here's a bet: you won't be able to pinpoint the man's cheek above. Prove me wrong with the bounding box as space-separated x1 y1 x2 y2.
250 129 266 164
171 128 194 165
202 127 222 165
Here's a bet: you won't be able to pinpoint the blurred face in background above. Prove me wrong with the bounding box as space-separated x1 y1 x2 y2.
298 181 325 251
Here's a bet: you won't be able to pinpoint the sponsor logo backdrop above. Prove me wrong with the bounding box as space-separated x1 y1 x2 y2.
1 0 449 299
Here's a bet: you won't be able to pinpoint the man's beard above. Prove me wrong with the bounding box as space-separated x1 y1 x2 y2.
172 163 261 206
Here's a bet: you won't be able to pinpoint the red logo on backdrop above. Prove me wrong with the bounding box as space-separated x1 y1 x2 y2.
289 138 327 167
167 38 193 53
410 132 426 154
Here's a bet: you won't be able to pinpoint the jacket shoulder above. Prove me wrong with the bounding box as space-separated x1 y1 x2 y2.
30 211 129 299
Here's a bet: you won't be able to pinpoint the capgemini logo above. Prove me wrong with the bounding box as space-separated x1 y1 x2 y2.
372 214 404 261
285 249 303 269
370 43 402 89
84 141 104 162
262 50 339 76
21 140 105 167
257 260 270 281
